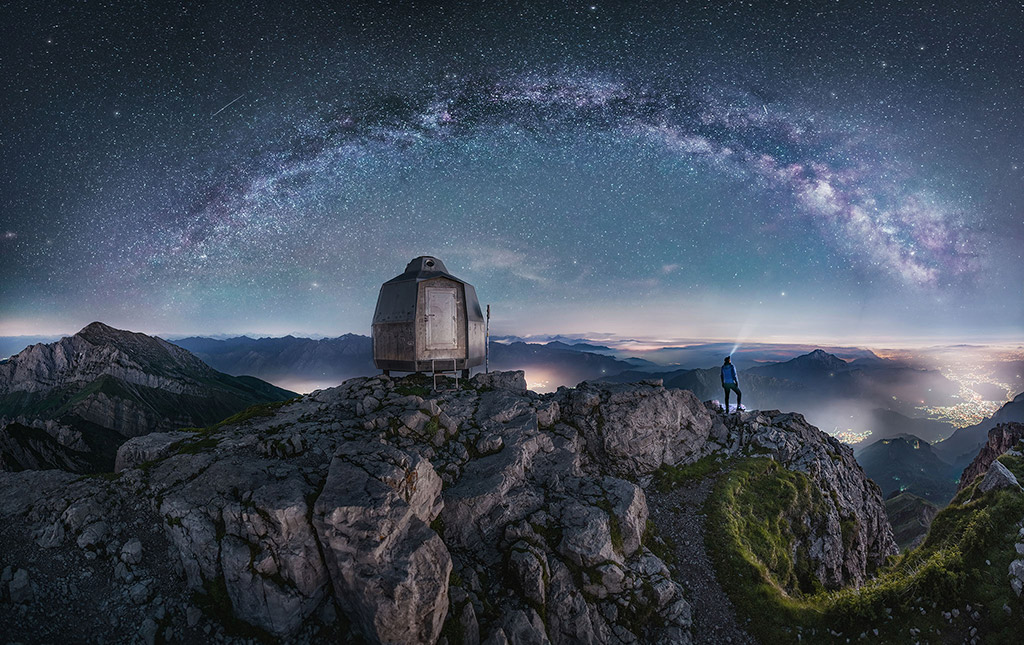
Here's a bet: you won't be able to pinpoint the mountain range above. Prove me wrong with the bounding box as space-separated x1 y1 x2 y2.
1 322 1022 642
4 326 1019 507
173 333 374 391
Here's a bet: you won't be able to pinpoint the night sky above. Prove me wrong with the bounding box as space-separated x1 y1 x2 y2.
2 1 1022 343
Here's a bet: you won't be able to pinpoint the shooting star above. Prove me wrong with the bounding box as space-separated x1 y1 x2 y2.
211 93 246 117
763 105 768 115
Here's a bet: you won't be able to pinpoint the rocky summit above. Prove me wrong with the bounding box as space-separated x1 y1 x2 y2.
0 322 294 472
0 371 895 644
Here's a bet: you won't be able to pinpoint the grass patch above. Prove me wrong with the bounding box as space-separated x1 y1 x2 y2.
651 454 723 492
424 414 442 438
394 373 433 397
174 435 221 455
169 399 298 455
704 456 1024 644
192 399 297 434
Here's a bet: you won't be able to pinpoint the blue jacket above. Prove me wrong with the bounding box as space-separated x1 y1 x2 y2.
721 363 738 385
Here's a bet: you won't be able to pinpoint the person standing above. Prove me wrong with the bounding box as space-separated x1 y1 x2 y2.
721 356 742 413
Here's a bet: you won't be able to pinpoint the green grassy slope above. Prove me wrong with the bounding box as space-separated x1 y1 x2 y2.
699 455 1024 644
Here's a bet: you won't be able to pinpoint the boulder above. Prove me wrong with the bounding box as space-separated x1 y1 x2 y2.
977 460 1023 494
557 381 713 477
473 371 528 393
8 568 32 604
958 423 1024 492
120 538 143 565
313 442 451 645
157 457 330 637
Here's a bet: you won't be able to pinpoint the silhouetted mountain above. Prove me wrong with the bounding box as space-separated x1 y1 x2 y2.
933 392 1024 473
542 341 617 354
846 351 889 367
747 348 850 382
490 334 611 346
173 334 374 387
855 434 957 504
603 366 806 408
866 408 956 444
745 349 959 412
0 322 294 472
487 341 638 389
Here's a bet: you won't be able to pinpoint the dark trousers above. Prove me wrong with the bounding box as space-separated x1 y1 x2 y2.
723 383 741 411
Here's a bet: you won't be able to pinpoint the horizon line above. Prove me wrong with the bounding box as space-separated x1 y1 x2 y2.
3 323 1021 352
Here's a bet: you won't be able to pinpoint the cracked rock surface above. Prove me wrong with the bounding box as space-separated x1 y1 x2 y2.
0 372 895 644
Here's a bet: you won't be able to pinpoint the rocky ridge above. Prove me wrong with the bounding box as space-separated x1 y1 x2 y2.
0 372 896 644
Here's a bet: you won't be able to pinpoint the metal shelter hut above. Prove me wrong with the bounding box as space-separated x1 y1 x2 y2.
372 256 485 377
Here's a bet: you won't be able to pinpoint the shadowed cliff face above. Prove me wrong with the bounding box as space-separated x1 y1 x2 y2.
0 371 895 644
0 322 294 472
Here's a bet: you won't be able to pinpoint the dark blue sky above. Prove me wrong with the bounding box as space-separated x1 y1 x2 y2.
2 1 1022 343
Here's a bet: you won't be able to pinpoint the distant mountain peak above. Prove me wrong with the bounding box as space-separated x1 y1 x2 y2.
76 321 146 345
794 349 848 370
806 348 843 361
78 321 119 336
81 321 114 332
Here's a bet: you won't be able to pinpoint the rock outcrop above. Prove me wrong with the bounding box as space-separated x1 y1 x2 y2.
957 422 1024 492
698 404 897 586
0 373 896 643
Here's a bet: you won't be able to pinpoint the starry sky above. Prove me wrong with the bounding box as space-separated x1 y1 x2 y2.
2 1 1022 343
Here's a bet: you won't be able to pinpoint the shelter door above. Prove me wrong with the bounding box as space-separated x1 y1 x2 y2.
425 287 458 350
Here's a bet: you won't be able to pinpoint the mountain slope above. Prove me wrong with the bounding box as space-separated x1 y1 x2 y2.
603 365 806 406
0 322 294 472
747 349 959 409
485 341 639 388
704 436 1024 643
174 335 643 392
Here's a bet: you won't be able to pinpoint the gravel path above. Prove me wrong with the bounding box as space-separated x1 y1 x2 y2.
648 475 759 645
